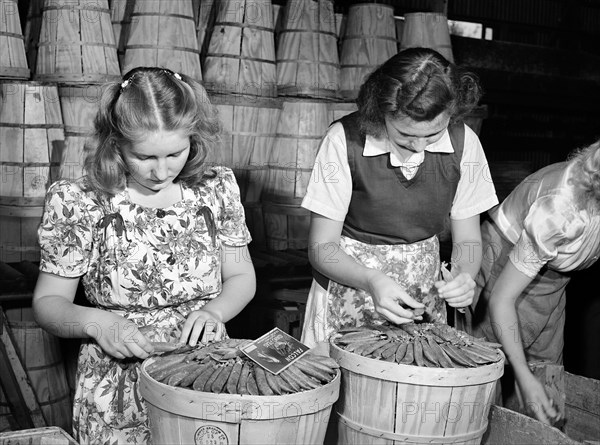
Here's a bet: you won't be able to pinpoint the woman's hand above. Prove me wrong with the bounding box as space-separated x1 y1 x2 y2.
367 272 424 324
435 271 475 307
88 311 154 360
179 309 225 346
515 369 561 425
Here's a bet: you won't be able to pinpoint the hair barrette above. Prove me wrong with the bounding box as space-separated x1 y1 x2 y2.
163 69 182 81
120 79 130 89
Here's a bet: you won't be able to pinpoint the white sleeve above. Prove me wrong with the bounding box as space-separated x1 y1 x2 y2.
450 125 499 220
301 122 353 222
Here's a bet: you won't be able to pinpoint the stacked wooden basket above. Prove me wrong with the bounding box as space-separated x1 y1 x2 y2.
1 0 484 258
202 0 362 251
0 0 119 263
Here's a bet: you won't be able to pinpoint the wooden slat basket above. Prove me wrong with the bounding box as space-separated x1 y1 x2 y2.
330 341 504 444
262 99 357 250
0 81 65 262
23 0 44 76
122 0 202 80
262 99 330 250
339 3 398 100
209 93 282 249
109 0 135 67
57 84 103 181
194 0 217 63
276 0 339 99
139 358 340 444
34 0 120 84
0 321 72 433
0 0 30 80
399 12 454 63
202 0 277 97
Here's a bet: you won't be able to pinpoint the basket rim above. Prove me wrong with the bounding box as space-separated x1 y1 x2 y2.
140 356 341 422
329 340 505 386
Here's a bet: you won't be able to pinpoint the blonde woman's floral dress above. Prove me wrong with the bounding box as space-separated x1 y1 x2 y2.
37 167 251 445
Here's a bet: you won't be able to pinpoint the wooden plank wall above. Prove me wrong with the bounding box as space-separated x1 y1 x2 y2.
452 35 600 165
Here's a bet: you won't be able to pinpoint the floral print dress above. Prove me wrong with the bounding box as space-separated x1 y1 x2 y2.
37 167 251 445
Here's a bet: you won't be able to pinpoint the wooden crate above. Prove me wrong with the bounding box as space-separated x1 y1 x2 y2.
483 372 600 445
564 373 600 443
0 427 78 445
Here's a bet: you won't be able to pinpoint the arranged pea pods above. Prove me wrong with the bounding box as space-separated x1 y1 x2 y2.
145 338 339 395
333 322 503 368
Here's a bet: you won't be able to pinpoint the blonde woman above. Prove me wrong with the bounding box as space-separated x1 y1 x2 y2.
33 67 256 443
466 139 600 425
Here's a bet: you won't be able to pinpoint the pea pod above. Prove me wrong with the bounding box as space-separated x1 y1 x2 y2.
394 342 409 364
179 362 211 388
211 362 233 393
226 360 244 394
399 341 414 365
246 367 260 395
193 365 220 391
253 366 275 395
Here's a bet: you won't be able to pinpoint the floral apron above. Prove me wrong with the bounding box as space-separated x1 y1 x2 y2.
301 235 445 351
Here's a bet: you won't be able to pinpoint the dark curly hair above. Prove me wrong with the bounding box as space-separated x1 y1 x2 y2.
356 47 483 137
84 67 222 195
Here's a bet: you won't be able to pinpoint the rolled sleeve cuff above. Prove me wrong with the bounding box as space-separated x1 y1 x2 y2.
38 259 85 278
301 195 346 222
221 234 252 247
508 246 544 278
451 195 499 220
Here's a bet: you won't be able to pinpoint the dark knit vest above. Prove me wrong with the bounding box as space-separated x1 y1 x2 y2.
340 112 464 245
312 113 465 288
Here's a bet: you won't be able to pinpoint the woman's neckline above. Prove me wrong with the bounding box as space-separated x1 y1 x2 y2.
122 182 186 210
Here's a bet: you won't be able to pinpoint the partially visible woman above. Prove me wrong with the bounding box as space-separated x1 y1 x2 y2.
300 48 498 354
32 67 256 444
464 138 600 425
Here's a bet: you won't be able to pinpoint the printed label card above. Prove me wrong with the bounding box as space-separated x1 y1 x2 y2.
240 327 310 374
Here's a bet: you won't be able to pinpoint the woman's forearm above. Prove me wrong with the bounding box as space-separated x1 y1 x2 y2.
309 241 381 292
489 262 560 424
490 288 529 377
33 272 104 339
450 216 483 279
452 241 482 279
33 295 105 339
487 262 534 377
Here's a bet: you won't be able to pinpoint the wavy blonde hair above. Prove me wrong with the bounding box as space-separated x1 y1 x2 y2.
84 67 221 194
568 139 600 212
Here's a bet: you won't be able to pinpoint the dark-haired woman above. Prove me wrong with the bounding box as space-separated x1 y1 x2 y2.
300 48 498 353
